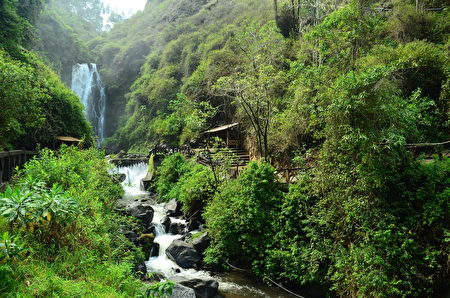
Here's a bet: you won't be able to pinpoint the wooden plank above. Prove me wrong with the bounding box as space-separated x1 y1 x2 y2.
4 155 10 181
0 150 35 158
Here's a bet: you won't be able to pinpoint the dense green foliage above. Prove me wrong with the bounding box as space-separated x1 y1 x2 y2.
101 0 448 157
204 162 282 265
92 0 273 145
147 1 448 296
0 146 145 296
0 0 448 296
0 0 93 150
154 153 216 215
0 0 44 59
0 50 92 150
156 148 449 297
264 158 450 297
155 153 192 200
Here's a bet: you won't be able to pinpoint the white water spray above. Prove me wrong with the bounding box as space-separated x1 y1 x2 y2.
71 63 107 144
115 163 148 197
146 204 185 277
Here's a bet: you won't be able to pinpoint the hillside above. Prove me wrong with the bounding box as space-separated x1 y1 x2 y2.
33 0 126 85
90 0 273 141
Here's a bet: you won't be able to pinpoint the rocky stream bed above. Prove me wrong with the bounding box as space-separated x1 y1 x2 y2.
113 163 295 298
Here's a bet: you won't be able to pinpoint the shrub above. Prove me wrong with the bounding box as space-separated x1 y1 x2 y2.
178 164 215 216
155 153 191 201
0 232 26 264
0 146 145 296
0 183 79 235
204 162 282 270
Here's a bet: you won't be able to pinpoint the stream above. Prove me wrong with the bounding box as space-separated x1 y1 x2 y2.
115 163 295 298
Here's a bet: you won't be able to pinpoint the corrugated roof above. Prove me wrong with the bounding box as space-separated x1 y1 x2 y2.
204 123 240 134
56 136 81 142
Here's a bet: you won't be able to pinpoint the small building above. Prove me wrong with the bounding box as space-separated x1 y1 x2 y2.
204 123 241 149
56 136 81 147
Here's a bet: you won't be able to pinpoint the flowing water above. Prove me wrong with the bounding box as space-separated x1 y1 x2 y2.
116 163 295 297
71 63 107 144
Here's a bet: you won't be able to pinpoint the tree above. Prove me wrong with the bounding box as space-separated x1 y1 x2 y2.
275 0 339 37
0 50 92 150
215 22 287 160
0 0 44 57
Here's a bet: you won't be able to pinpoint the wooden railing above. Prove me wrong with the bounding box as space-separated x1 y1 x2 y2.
150 145 195 156
0 150 36 184
275 167 305 185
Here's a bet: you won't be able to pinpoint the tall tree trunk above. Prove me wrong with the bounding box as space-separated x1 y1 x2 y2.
273 0 279 24
291 0 298 34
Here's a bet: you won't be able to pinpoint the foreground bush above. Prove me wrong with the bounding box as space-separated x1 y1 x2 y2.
155 153 191 201
0 146 145 297
177 164 216 216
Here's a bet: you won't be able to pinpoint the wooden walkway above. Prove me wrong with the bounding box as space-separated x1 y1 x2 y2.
0 150 36 184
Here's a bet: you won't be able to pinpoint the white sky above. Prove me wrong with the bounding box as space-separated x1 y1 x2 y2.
102 0 147 16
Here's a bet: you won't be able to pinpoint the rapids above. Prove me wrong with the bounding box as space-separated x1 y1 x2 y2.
116 162 294 297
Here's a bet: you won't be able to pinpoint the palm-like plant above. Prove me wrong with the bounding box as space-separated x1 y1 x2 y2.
17 175 46 193
0 187 35 231
38 184 78 223
0 183 79 234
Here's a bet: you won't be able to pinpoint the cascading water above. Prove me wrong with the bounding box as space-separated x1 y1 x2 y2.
71 63 107 144
115 163 293 297
147 204 185 277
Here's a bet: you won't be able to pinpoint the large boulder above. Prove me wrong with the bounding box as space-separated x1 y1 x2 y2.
192 232 211 254
134 262 147 280
166 199 183 217
126 204 154 225
170 222 186 235
150 242 160 258
145 224 156 235
161 216 171 233
166 240 201 269
170 284 196 298
172 277 219 298
187 217 200 231
137 233 155 259
123 230 138 244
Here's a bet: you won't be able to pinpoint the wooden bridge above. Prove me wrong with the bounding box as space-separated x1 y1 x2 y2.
0 150 36 185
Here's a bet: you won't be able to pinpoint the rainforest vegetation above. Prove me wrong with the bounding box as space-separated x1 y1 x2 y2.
0 0 449 297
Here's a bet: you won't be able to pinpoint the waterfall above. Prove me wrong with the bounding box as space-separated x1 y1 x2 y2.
71 63 107 144
115 163 148 197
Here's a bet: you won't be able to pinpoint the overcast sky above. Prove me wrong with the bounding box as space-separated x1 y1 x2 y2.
102 0 147 16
